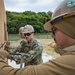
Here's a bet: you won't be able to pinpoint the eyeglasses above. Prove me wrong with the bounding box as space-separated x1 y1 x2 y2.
51 13 75 24
51 26 57 35
24 33 32 36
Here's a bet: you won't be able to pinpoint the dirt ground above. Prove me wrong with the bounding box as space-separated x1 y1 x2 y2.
38 39 60 58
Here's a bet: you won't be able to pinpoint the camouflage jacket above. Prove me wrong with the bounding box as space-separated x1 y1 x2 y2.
11 39 43 66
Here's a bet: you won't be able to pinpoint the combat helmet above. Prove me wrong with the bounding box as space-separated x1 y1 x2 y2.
19 27 24 33
22 25 34 33
44 0 75 31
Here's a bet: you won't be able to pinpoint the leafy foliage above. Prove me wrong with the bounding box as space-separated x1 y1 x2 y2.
6 11 52 34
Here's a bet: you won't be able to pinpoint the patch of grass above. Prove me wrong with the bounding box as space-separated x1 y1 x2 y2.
8 33 52 41
8 34 21 41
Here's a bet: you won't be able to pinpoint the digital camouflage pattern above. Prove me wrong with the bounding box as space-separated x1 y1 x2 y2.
11 39 43 66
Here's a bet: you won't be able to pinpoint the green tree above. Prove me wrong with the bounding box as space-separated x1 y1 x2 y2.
6 11 52 34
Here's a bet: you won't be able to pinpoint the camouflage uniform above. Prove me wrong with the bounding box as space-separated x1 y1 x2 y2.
12 39 43 66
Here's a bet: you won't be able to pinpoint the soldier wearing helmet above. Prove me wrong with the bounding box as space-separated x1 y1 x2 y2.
11 25 43 66
0 0 75 75
44 0 75 55
19 27 25 38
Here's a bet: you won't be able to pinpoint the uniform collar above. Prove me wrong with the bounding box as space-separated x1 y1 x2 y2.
55 43 75 55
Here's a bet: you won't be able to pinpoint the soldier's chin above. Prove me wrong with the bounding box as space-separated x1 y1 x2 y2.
26 38 29 41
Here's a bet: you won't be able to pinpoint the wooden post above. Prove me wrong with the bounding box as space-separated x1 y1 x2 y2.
0 0 8 49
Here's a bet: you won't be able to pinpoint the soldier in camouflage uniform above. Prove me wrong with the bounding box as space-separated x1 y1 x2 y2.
12 25 43 66
4 27 25 52
19 26 25 39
